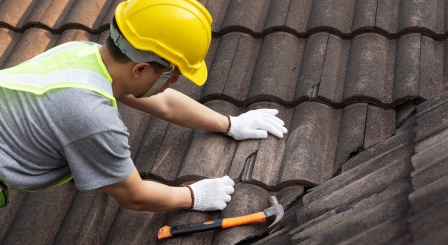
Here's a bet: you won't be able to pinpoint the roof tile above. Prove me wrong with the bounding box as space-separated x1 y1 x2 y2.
248 32 303 103
105 208 167 245
0 28 20 68
408 199 448 241
203 33 261 103
363 105 396 148
58 0 112 30
211 184 270 245
333 103 368 170
375 0 400 35
317 34 351 104
219 0 270 34
411 156 448 190
393 34 421 101
292 194 409 245
2 29 58 68
283 0 313 34
307 0 356 34
397 0 445 35
344 34 395 105
281 102 341 186
295 33 329 100
177 101 240 181
3 183 76 245
26 0 73 30
351 0 377 32
0 190 28 244
419 35 444 99
0 0 37 29
409 175 448 213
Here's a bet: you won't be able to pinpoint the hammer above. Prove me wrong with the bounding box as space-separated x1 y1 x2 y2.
158 196 284 239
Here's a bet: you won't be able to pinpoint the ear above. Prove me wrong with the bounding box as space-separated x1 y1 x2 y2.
132 63 150 78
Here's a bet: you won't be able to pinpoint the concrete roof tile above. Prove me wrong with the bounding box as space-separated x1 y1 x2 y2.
331 216 410 245
307 0 356 34
295 33 329 100
177 101 240 181
262 0 291 32
344 34 395 105
296 159 412 228
0 0 37 29
393 34 421 101
2 28 58 68
333 103 368 171
411 137 448 170
211 184 270 245
248 32 303 103
0 28 21 68
202 33 261 103
408 198 448 241
105 208 167 245
2 183 76 245
203 0 231 33
398 0 445 35
409 175 448 214
375 0 400 34
219 0 270 34
0 190 28 244
411 155 448 191
292 194 409 245
317 34 351 105
58 0 113 30
363 105 396 149
304 142 413 205
248 103 294 188
147 123 193 183
55 189 119 244
351 0 377 32
419 35 445 100
283 0 313 34
26 0 73 30
281 102 341 186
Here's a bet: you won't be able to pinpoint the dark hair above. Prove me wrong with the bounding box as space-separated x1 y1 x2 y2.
105 17 167 73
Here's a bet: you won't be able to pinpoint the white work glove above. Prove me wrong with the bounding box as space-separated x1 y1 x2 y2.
189 176 235 211
227 109 288 140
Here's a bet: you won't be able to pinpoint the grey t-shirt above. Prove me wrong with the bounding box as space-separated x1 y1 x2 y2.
0 86 134 191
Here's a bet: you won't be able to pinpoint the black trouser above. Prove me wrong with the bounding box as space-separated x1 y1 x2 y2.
0 180 9 209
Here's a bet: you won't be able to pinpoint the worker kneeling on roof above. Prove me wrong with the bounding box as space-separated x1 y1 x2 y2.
0 0 287 212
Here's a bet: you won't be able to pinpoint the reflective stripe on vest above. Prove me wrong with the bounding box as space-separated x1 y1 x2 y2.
0 41 117 190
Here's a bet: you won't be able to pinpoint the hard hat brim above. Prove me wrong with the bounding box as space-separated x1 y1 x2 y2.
182 60 207 86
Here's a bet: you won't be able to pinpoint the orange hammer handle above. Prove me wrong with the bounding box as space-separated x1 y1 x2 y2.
222 211 266 228
158 211 267 239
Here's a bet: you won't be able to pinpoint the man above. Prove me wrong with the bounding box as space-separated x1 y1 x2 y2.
0 0 287 212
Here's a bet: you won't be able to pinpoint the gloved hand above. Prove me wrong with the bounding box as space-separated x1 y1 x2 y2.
227 109 288 140
189 176 235 211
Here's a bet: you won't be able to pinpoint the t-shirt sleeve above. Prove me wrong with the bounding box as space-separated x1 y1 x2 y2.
60 129 134 190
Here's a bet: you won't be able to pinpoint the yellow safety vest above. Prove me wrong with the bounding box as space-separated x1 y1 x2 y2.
0 41 117 189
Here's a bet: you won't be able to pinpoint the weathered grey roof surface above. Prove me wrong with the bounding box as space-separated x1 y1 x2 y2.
0 0 448 244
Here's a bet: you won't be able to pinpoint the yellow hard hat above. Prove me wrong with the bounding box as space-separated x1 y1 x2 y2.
114 0 212 86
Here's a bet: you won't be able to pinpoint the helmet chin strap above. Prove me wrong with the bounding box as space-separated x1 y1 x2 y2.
141 74 171 97
110 23 170 67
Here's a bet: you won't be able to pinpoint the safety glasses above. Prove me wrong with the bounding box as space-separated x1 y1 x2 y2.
0 181 9 210
138 66 180 98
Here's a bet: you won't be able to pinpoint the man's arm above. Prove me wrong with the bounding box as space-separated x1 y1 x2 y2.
118 88 229 133
118 88 288 140
101 167 235 212
101 167 192 212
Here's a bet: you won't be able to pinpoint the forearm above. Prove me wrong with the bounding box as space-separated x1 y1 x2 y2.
118 88 229 133
101 167 192 212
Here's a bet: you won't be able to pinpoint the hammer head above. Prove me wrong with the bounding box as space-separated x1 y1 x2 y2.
263 196 284 234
